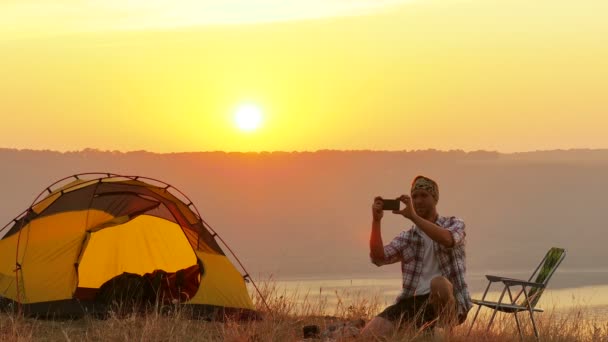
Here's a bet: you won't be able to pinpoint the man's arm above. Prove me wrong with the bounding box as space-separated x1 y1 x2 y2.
370 218 385 261
370 197 408 265
370 197 386 261
412 216 454 248
396 194 455 248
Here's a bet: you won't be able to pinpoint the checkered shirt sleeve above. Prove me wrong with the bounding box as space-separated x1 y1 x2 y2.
371 230 413 266
444 217 466 247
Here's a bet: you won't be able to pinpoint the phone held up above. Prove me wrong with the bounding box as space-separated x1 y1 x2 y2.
381 198 400 211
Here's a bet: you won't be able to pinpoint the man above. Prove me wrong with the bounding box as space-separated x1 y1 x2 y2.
361 175 472 339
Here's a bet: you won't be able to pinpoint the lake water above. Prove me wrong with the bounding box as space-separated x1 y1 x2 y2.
251 269 608 319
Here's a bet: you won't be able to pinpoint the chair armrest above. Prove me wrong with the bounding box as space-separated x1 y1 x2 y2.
486 275 520 282
502 279 545 288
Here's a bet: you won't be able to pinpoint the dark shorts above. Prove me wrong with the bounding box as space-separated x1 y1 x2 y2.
378 294 436 328
377 294 466 328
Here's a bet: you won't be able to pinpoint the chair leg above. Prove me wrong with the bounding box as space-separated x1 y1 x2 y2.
467 304 482 336
528 309 539 341
487 286 508 332
506 285 523 341
521 285 540 340
486 309 499 333
513 312 523 341
468 280 493 336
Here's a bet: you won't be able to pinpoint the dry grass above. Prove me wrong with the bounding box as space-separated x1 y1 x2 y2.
1 280 607 341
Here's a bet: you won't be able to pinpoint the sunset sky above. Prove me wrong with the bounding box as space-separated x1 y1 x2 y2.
1 0 607 153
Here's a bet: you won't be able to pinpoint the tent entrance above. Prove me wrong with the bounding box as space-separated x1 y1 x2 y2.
74 215 200 303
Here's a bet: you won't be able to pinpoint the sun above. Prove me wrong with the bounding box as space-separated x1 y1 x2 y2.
234 104 263 132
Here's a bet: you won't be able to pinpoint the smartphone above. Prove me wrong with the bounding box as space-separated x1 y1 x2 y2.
382 199 400 211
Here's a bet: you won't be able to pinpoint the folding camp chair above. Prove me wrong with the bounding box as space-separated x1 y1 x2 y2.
467 247 566 341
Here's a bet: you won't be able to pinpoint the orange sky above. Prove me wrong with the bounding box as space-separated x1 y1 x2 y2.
1 0 607 153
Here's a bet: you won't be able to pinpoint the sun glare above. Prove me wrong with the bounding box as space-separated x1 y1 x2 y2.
234 104 263 132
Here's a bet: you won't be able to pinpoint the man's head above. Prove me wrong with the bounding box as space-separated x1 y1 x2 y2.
410 175 439 219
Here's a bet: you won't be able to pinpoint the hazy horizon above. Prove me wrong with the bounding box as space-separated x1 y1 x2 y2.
2 148 607 284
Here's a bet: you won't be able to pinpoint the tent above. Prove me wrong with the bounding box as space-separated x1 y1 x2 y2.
0 173 257 318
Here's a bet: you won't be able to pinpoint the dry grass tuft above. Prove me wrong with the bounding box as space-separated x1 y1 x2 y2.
1 279 606 341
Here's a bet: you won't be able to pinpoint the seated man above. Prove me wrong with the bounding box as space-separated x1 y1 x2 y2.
362 176 472 339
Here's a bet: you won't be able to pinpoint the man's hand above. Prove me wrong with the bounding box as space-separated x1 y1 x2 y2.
372 196 384 222
393 194 418 221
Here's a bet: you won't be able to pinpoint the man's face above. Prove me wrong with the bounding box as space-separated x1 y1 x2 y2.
411 189 437 217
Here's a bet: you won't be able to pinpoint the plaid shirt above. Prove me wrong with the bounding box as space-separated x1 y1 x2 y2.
371 215 472 316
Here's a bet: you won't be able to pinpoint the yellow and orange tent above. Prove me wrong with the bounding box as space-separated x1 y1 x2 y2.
0 173 256 318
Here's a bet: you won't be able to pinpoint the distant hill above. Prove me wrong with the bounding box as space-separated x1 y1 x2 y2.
1 148 607 285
